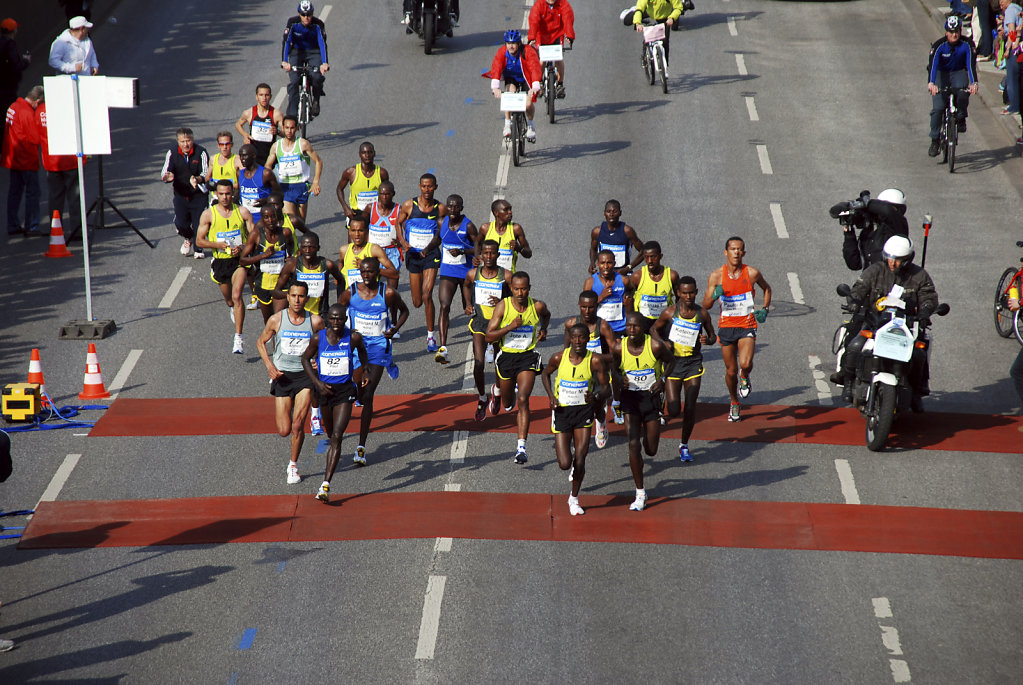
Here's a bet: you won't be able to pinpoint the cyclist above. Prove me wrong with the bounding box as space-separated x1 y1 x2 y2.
527 0 576 98
631 0 684 68
927 14 978 157
483 29 542 142
282 1 329 119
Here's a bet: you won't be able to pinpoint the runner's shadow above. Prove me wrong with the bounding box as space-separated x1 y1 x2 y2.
0 632 189 682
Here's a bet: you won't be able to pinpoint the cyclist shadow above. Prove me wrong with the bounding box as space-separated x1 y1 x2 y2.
679 10 765 31
516 140 631 166
938 145 1019 173
311 121 441 150
671 71 758 93
554 100 670 124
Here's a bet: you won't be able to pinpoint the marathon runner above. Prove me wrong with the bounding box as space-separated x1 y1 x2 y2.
465 239 512 421
336 141 390 223
584 248 634 424
396 173 446 352
562 289 615 448
435 193 478 365
588 199 644 275
264 115 323 222
630 240 680 325
234 83 282 167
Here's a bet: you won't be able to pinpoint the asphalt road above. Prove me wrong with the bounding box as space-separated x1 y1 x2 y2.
1 0 1021 683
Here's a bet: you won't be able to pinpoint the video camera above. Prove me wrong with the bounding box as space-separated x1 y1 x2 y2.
835 190 872 229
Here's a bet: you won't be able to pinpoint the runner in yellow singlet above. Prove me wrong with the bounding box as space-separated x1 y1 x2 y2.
473 198 532 273
339 214 398 288
249 204 294 323
630 240 680 324
562 289 616 449
207 131 240 204
336 141 390 222
464 239 512 421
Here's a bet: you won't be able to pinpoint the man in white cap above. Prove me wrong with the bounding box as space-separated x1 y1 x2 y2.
48 16 99 75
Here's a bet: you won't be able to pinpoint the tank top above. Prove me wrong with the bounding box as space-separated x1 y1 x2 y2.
209 205 247 260
258 235 289 290
483 221 517 272
503 50 525 84
472 266 507 321
368 201 399 248
273 310 314 373
668 310 702 357
636 265 673 320
348 282 390 341
404 198 440 252
249 105 276 164
555 350 593 406
317 328 353 384
274 137 311 184
438 216 472 279
582 319 606 354
348 165 383 211
594 272 627 333
342 242 375 288
498 297 540 354
597 221 630 269
210 152 238 186
620 335 661 391
295 256 328 315
238 166 270 221
283 214 300 253
719 264 757 329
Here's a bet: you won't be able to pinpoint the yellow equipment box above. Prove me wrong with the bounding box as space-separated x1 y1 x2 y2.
2 383 41 422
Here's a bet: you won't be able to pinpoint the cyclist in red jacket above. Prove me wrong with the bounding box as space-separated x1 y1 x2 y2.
527 0 575 98
483 30 542 142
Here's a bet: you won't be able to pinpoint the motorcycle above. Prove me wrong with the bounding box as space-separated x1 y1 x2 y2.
408 0 454 55
834 283 949 451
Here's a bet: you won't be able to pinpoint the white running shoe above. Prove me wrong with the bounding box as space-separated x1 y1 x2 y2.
316 482 330 502
502 120 512 137
485 346 495 364
435 345 449 364
568 496 585 516
612 401 625 425
229 308 235 324
353 446 367 466
286 462 301 485
180 239 192 255
525 125 537 143
594 418 608 449
629 489 647 511
310 413 324 436
246 295 259 310
232 334 244 354
193 248 206 260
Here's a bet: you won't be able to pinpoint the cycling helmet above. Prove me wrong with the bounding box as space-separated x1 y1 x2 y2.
882 236 915 264
877 188 906 207
297 1 314 16
944 15 961 33
504 29 521 43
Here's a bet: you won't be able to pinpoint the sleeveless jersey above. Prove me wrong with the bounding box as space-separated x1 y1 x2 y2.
620 335 661 391
595 272 627 332
719 264 757 329
472 266 506 321
209 205 247 260
582 319 606 354
210 152 238 186
283 214 300 253
274 137 311 184
438 216 473 279
348 283 390 341
295 256 328 315
249 105 276 164
668 310 702 357
258 235 289 290
342 242 375 288
404 199 440 252
499 297 540 354
555 350 594 406
238 166 271 220
483 221 517 272
597 221 631 269
368 201 399 248
636 265 673 320
317 328 353 384
348 165 382 211
273 310 313 373
503 51 526 84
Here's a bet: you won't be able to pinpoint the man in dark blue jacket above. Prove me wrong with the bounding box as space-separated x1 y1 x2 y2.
927 14 978 157
281 1 329 118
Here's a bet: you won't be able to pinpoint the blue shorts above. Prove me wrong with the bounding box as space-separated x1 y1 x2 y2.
384 246 403 275
354 337 392 369
281 182 310 205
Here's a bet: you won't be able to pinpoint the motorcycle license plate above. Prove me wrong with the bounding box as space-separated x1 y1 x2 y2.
538 44 563 62
500 93 529 112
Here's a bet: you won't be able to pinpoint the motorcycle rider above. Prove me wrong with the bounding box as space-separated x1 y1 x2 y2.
403 0 460 33
829 188 910 271
831 236 939 412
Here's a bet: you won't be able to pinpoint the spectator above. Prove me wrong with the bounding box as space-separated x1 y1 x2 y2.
1001 0 1021 117
160 127 210 258
0 18 30 137
37 97 84 233
2 84 42 235
48 16 99 76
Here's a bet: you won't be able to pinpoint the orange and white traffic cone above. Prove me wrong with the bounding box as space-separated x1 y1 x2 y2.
27 348 51 408
43 210 73 258
78 343 111 399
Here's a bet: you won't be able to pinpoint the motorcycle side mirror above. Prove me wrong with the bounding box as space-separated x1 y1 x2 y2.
836 284 851 297
936 303 950 316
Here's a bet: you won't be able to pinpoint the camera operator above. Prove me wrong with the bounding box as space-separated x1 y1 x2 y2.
829 188 910 272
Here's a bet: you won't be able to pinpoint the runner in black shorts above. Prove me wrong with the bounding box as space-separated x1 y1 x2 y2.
397 173 447 352
270 369 314 397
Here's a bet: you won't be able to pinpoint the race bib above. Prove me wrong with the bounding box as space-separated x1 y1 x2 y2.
280 329 311 356
297 271 325 297
240 192 259 212
586 336 602 352
356 190 378 210
669 318 700 348
600 242 627 268
220 229 242 248
277 156 303 179
261 252 285 274
352 311 386 337
503 325 534 350
320 352 350 377
558 379 588 406
497 248 514 271
408 226 434 251
441 245 465 266
597 300 623 322
639 294 667 318
251 119 273 143
346 267 363 284
369 225 395 246
626 368 655 391
722 292 755 317
475 281 502 308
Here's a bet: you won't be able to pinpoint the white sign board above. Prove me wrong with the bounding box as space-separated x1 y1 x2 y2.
538 44 563 62
43 76 138 156
500 92 528 112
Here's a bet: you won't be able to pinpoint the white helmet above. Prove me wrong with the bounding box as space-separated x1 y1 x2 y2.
877 188 906 206
882 235 914 263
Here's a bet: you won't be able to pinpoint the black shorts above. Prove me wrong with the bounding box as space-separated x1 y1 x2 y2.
718 327 757 346
496 349 542 380
253 283 275 306
405 248 441 274
317 380 357 408
620 389 662 423
210 257 242 285
468 315 490 336
667 354 704 381
270 369 313 398
552 404 593 433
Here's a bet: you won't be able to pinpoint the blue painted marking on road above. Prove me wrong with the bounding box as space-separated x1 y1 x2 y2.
277 561 287 573
465 97 472 104
237 628 257 650
227 672 240 685
316 439 328 454
446 130 455 137
506 16 512 21
428 168 436 174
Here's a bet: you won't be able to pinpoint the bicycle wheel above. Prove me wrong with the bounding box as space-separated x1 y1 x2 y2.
545 67 556 124
947 112 957 173
511 114 522 167
643 48 655 85
939 110 949 164
1015 310 1023 345
424 9 435 54
298 93 309 140
656 46 668 94
994 267 1018 338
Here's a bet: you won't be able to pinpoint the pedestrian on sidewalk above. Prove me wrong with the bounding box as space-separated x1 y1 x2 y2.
48 16 99 76
0 18 31 137
2 84 42 235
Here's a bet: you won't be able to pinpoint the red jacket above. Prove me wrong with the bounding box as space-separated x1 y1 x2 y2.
1 97 40 171
37 104 79 173
528 0 575 45
482 44 542 86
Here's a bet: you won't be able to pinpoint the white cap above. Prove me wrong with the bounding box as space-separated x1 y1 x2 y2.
69 16 93 29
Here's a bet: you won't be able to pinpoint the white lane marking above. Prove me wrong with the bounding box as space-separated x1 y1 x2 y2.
756 145 773 175
522 10 529 31
107 349 143 400
414 575 447 659
880 626 903 655
769 203 787 238
320 4 332 22
36 454 81 508
808 354 833 405
158 267 191 309
735 54 747 76
495 150 511 189
872 597 893 618
727 17 738 36
450 431 468 463
73 433 89 436
786 273 803 305
434 537 453 552
273 87 286 110
462 342 476 391
889 660 912 683
444 483 461 492
745 96 759 121
834 459 860 505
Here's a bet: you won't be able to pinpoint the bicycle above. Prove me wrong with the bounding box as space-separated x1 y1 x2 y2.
538 39 570 124
641 20 668 94
937 86 965 173
994 240 1023 344
291 63 318 139
500 91 529 167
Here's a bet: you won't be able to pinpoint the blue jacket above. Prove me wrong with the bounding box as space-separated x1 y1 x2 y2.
282 16 328 62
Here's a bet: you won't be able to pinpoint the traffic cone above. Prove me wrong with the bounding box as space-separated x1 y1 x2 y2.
78 343 111 399
43 211 73 258
26 348 51 408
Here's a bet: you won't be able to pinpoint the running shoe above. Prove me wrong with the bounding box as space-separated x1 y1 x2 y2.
485 345 495 364
316 482 330 502
612 401 624 425
427 336 439 353
629 490 647 512
180 239 192 255
594 418 608 449
353 446 367 466
503 120 512 138
488 383 501 416
310 414 324 436
230 308 236 324
193 248 206 260
568 466 574 482
525 125 537 143
435 345 448 364
287 462 301 484
514 447 528 464
391 330 402 339
387 363 400 380
738 375 751 398
679 444 693 463
568 496 585 516
246 295 259 310
474 397 488 422
232 334 244 354
728 403 741 422
0 638 13 652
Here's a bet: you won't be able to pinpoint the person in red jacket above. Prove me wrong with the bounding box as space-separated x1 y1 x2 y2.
482 30 542 142
527 0 575 98
37 101 83 233
2 84 41 235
